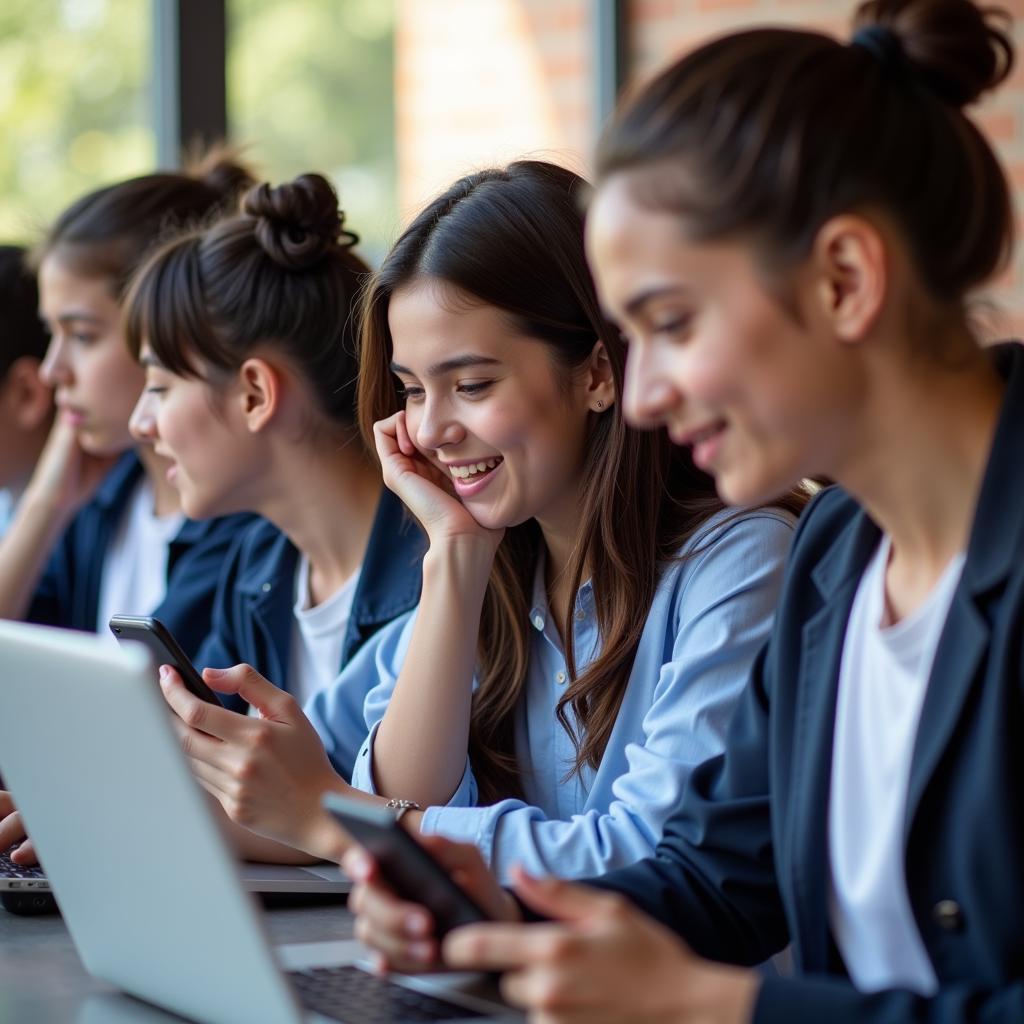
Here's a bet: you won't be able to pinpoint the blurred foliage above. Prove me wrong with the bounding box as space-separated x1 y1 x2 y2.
0 0 396 264
229 0 396 263
0 0 153 244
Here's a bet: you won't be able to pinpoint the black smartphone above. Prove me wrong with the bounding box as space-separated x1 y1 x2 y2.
108 615 222 706
322 793 489 936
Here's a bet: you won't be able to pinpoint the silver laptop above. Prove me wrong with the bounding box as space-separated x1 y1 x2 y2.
0 619 518 1023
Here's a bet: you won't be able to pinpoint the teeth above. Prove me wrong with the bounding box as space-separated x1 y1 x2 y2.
449 458 500 480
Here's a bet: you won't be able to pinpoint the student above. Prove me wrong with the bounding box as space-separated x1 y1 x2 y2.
0 245 53 533
343 1 1024 1020
157 160 801 876
125 172 423 723
0 156 255 654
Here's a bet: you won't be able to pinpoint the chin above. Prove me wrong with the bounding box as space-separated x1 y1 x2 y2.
78 428 130 459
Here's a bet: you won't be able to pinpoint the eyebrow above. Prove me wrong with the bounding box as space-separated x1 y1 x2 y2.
389 354 502 378
40 311 104 327
622 285 691 318
139 353 164 369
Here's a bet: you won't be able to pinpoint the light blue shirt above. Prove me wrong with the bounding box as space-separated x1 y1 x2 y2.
306 508 795 882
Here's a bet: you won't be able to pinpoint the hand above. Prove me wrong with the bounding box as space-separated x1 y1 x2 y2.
345 835 521 973
0 791 38 866
442 869 761 1024
373 411 504 553
24 417 120 518
159 663 348 858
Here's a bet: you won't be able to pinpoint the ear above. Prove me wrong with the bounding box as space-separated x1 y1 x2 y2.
583 340 617 413
4 356 54 431
236 357 283 434
810 215 888 343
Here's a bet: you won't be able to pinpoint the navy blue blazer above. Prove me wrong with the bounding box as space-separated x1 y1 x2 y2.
27 451 254 660
593 343 1024 1022
195 487 424 712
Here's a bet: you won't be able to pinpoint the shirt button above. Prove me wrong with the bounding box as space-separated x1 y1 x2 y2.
261 582 272 593
932 900 964 932
555 671 566 684
574 609 585 622
532 614 544 630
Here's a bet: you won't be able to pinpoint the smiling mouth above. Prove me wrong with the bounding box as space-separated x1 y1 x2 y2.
447 456 503 486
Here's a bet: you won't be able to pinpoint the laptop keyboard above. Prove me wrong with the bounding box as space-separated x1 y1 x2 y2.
1 847 44 879
288 965 487 1022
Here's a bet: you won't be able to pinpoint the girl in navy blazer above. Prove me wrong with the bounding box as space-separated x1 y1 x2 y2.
343 1 1024 1021
0 153 255 655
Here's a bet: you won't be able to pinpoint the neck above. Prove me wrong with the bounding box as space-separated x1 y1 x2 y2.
834 340 1004 613
536 486 587 632
257 435 382 606
136 445 183 518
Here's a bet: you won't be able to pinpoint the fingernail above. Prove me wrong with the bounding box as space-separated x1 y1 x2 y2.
405 911 429 936
345 850 370 879
158 665 170 682
204 667 224 678
410 941 433 963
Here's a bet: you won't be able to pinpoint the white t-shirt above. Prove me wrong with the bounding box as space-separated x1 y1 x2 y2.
286 554 360 709
95 477 185 641
828 534 966 995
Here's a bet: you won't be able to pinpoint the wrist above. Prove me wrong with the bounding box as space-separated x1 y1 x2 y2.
423 540 494 592
686 963 760 1024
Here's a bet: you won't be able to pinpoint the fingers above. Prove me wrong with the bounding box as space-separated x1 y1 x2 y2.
0 807 27 851
9 837 39 867
205 664 297 724
511 868 609 924
394 410 417 457
0 790 15 817
444 921 570 973
160 666 250 742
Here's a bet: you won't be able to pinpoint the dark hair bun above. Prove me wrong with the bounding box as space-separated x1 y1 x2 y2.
243 173 358 271
853 0 1014 107
185 144 257 203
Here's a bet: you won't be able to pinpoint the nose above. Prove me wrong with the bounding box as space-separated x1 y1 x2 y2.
39 335 71 388
129 389 159 445
411 395 464 452
622 340 682 430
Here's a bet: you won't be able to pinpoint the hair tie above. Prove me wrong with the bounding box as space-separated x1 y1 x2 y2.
850 25 906 75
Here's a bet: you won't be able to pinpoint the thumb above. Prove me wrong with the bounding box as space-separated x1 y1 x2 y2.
510 867 606 924
205 664 292 720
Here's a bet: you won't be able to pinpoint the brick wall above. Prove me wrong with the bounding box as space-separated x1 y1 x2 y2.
395 0 1024 334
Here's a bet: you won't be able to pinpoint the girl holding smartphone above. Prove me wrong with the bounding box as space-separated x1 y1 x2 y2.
346 1 1024 1021
157 160 802 877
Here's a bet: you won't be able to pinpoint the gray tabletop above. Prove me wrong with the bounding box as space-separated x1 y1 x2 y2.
0 899 355 1023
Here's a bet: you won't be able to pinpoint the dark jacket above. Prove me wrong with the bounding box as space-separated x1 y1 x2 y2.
195 487 424 711
593 343 1024 1022
27 452 253 660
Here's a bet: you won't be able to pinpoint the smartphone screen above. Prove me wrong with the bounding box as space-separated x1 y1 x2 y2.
108 615 223 706
322 793 488 935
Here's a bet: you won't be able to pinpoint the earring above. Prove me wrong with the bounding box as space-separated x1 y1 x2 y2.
595 400 605 410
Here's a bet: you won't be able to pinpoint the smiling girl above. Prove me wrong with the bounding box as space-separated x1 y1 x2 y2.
159 159 803 877
345 1 1024 1020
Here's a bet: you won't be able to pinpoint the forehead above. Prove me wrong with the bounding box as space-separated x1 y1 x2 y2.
387 278 533 368
38 253 118 317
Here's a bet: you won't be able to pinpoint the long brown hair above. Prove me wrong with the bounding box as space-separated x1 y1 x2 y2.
595 0 1013 311
358 161 795 803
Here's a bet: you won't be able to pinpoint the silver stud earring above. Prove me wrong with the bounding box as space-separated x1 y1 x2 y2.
595 399 604 410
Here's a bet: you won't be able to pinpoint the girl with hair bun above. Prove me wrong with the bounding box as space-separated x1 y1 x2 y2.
0 152 254 652
160 159 801 874
116 173 422 861
344 1 1024 1021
